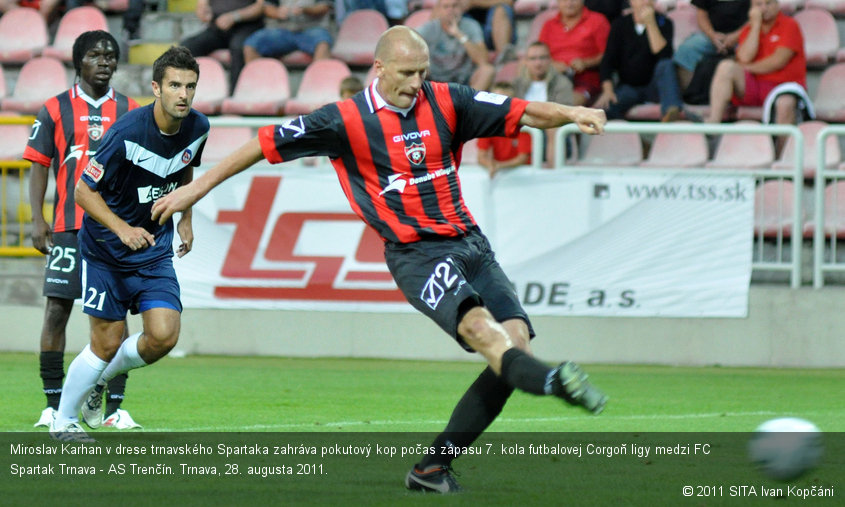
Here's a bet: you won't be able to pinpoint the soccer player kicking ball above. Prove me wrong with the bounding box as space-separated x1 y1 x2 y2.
49 46 209 442
152 26 608 491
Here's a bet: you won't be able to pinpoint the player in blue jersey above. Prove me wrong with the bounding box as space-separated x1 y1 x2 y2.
49 46 209 442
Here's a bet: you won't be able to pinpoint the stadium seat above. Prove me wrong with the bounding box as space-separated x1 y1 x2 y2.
805 0 845 16
1 57 68 114
667 5 699 50
755 180 799 238
331 9 389 66
640 130 709 168
776 0 806 13
201 123 253 164
514 0 553 16
192 57 228 115
403 8 432 29
0 7 49 64
284 59 351 115
707 122 776 169
794 8 839 68
524 8 558 47
494 60 520 83
221 58 290 115
210 49 231 66
654 0 677 12
281 51 313 68
771 121 841 179
365 64 377 85
0 123 31 159
803 181 845 239
43 7 109 62
735 106 763 121
573 121 642 166
837 47 845 63
624 104 661 121
812 63 845 122
461 138 479 165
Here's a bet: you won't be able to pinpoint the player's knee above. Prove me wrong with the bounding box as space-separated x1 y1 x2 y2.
457 307 504 352
43 298 72 333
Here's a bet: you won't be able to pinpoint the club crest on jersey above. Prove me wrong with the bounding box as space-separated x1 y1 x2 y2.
83 159 104 182
404 142 426 165
181 149 193 165
87 123 104 141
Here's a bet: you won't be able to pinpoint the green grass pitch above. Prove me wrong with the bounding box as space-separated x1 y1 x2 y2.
1 353 843 506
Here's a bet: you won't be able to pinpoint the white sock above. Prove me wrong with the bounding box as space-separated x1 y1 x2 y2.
54 345 108 428
98 332 147 385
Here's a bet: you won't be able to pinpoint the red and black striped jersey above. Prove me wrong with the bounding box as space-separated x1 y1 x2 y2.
258 80 528 244
23 84 139 233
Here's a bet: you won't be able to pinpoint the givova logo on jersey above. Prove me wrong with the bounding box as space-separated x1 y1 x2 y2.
137 181 178 204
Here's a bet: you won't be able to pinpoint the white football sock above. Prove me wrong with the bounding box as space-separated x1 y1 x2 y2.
54 345 108 428
98 332 147 385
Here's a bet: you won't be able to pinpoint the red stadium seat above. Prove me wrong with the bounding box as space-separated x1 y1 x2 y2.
331 10 389 66
201 123 254 164
805 0 845 16
667 4 699 50
640 130 709 168
221 58 290 116
707 122 775 169
43 7 109 62
573 121 642 166
192 57 228 115
0 123 31 159
210 49 231 66
281 51 313 68
772 121 841 179
803 181 845 239
365 64 377 85
514 0 553 16
1 57 68 114
284 59 351 115
0 7 48 64
813 63 845 123
403 8 431 29
524 8 558 47
493 60 520 84
794 8 839 68
756 180 799 238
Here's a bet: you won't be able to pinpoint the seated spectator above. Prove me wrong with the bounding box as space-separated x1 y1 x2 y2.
538 0 610 106
340 75 364 99
243 0 333 67
706 0 805 128
181 0 266 91
417 0 494 90
465 0 517 62
477 82 532 177
513 41 574 165
674 0 749 91
594 0 683 121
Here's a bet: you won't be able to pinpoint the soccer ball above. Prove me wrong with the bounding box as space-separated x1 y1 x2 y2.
748 417 823 481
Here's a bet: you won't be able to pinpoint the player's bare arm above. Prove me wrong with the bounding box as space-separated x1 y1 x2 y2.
28 162 53 254
174 166 194 257
74 178 155 251
519 101 606 135
152 137 264 225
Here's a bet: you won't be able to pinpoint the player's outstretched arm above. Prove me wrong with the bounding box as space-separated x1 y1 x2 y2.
152 137 265 225
519 102 606 135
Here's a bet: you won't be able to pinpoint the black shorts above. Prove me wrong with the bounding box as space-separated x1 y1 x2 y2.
384 229 534 352
42 231 82 300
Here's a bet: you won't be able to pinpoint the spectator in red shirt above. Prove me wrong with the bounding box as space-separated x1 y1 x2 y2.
706 0 805 126
538 0 610 106
477 82 532 178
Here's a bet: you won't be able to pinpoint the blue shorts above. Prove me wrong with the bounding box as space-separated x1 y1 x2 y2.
673 32 718 72
244 27 333 57
80 258 182 321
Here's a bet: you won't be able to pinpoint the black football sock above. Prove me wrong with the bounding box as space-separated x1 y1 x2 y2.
105 373 128 416
39 351 64 410
499 347 555 396
419 366 513 469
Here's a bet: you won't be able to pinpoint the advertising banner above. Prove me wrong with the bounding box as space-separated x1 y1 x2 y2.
174 165 753 317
